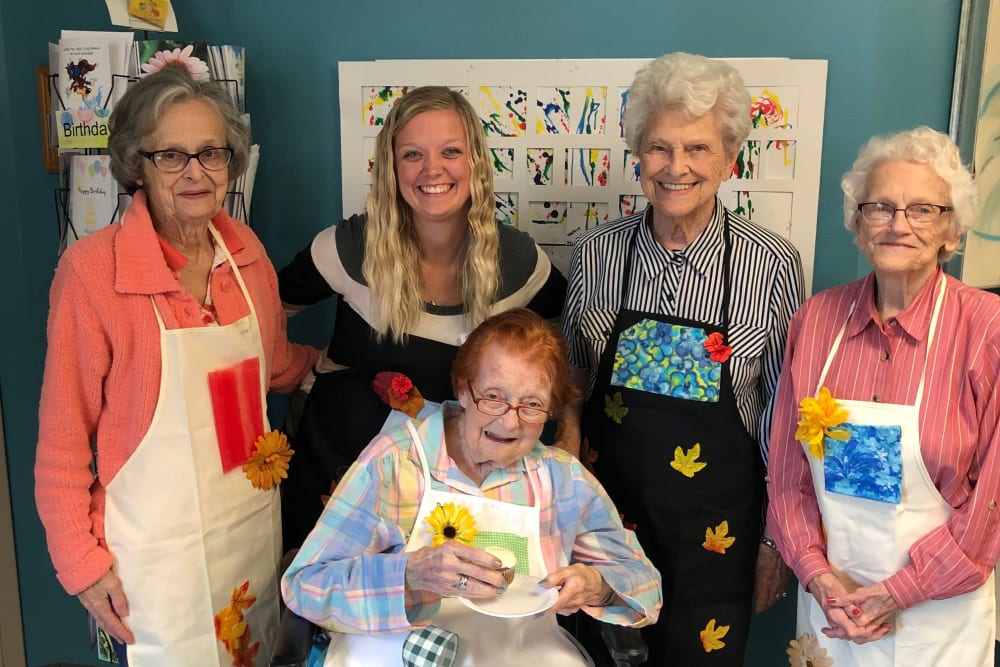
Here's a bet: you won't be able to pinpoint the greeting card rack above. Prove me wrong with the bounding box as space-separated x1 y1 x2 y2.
48 60 251 256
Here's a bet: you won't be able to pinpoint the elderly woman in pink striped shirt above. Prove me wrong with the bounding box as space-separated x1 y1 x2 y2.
766 126 1000 667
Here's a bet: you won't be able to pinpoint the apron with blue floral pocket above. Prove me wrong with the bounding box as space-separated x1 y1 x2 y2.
583 216 761 665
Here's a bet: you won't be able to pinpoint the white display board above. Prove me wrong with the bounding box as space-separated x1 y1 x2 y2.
340 58 827 294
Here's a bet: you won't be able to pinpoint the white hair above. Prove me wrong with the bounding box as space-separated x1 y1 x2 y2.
623 52 751 156
841 126 976 261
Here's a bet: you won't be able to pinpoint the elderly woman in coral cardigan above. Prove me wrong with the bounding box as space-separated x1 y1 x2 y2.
35 65 317 667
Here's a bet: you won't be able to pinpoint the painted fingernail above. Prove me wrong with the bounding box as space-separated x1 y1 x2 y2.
498 582 508 592
538 577 548 586
825 597 837 605
851 607 861 617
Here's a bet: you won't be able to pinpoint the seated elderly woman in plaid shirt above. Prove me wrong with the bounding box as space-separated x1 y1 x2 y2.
282 309 661 666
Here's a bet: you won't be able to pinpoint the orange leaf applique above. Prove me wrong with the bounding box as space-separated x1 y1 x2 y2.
214 580 260 667
702 520 736 554
700 618 730 653
670 443 707 478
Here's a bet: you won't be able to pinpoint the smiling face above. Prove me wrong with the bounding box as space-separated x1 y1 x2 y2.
639 106 736 232
393 107 472 228
138 98 229 231
455 344 552 473
856 160 960 283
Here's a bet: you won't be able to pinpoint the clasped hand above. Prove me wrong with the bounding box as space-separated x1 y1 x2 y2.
807 572 897 644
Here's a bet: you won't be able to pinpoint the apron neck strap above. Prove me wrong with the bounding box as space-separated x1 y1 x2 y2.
913 275 947 405
207 223 258 320
406 419 434 488
620 207 732 330
816 273 947 405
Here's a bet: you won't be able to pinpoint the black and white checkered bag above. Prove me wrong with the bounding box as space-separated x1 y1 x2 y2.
401 625 459 667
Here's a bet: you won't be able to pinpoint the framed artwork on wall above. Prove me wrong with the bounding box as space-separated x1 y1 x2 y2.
35 65 59 173
951 0 1000 289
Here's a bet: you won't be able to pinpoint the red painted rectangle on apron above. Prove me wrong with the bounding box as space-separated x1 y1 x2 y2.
208 357 264 472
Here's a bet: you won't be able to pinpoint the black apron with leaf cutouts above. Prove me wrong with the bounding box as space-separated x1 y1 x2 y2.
582 219 761 666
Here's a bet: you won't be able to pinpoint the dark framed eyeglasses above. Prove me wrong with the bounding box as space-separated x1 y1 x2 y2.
466 382 550 424
857 202 953 227
138 147 234 173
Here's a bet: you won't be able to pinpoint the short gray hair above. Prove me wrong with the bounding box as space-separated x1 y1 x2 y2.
623 52 751 156
108 65 250 192
841 126 975 259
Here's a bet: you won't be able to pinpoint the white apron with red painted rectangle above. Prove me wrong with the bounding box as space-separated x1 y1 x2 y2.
323 417 590 667
796 276 995 665
103 223 281 666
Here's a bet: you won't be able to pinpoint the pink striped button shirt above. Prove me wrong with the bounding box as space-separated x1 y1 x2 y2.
767 266 1000 609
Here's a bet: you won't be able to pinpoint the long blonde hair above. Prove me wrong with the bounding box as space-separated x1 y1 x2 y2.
363 86 499 342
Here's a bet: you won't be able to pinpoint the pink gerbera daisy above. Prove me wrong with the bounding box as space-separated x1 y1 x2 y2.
141 45 210 81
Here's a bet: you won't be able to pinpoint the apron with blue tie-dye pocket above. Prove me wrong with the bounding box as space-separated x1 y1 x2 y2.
823 422 903 503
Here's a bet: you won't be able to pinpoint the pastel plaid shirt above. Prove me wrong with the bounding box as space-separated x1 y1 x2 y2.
281 403 662 634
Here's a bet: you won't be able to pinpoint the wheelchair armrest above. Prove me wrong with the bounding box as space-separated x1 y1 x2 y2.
599 623 648 665
270 609 318 667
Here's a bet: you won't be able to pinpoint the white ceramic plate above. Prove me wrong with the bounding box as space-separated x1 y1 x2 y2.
458 574 558 618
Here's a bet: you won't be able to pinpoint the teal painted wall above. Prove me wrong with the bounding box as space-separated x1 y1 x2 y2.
2 1 960 664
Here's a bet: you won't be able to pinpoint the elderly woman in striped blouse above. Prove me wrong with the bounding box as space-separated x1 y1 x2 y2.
559 51 803 665
767 126 1000 666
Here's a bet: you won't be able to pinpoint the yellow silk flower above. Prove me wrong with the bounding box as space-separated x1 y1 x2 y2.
243 430 294 490
425 502 478 547
795 387 849 459
700 618 729 653
702 520 736 554
670 443 707 478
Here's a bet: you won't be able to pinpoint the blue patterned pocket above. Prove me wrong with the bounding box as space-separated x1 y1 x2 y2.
610 319 721 402
823 423 902 504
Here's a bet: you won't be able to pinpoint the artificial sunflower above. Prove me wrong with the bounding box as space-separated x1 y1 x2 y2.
243 430 294 490
795 386 849 459
786 633 832 667
425 502 478 547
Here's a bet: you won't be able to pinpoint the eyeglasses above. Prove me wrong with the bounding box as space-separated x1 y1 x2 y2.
466 382 550 424
857 202 953 227
138 147 233 173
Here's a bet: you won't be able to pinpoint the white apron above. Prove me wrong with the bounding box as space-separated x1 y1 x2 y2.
796 276 995 665
324 418 589 667
103 224 281 666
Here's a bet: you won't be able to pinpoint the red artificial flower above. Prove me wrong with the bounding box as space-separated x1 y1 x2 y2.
372 371 425 419
703 332 733 363
390 374 414 401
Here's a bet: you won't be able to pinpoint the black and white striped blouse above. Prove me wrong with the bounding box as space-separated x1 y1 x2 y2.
560 199 804 463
